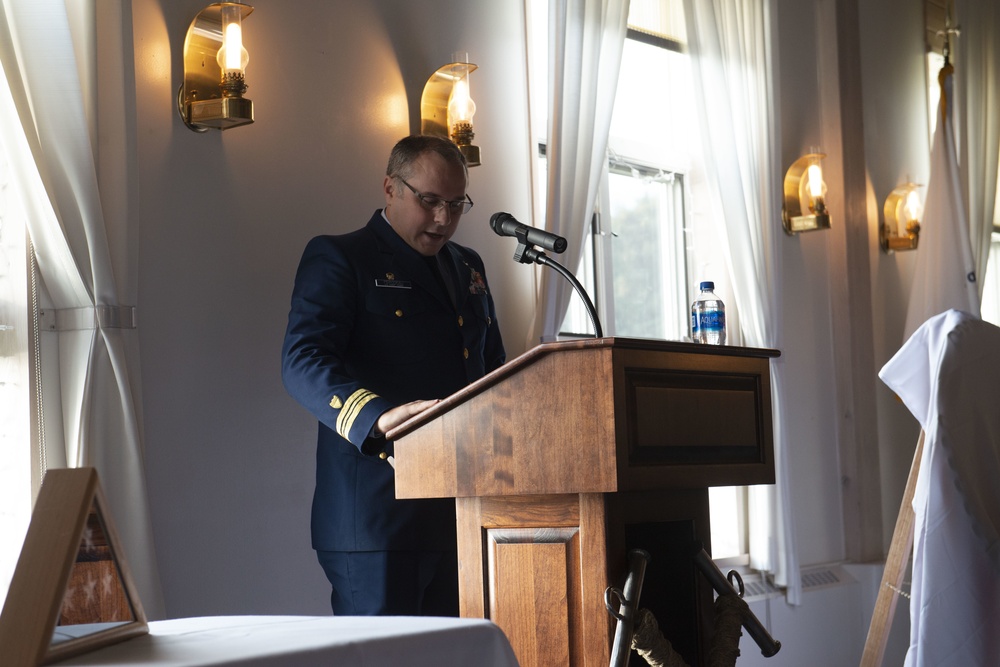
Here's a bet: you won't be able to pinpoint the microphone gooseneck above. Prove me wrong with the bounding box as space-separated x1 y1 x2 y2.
489 212 602 338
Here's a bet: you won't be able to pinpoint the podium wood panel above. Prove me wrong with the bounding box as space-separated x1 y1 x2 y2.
488 536 573 666
456 494 611 667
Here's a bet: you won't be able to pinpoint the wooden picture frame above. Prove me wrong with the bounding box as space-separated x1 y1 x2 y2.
0 467 148 666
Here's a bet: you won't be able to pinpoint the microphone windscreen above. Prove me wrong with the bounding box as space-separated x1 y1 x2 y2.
490 212 513 234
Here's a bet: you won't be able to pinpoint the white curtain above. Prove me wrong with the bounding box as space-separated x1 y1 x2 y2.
956 0 1000 297
683 0 800 602
529 0 629 344
0 0 164 617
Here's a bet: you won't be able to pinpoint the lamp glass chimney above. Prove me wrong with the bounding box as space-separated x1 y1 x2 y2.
448 76 476 127
904 189 922 222
217 4 249 75
806 163 824 199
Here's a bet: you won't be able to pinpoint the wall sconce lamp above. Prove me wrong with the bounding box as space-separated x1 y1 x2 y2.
880 183 922 252
420 56 481 166
782 152 831 234
177 3 254 132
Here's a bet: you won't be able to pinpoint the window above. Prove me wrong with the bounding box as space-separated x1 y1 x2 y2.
533 147 689 341
527 0 746 559
602 161 687 340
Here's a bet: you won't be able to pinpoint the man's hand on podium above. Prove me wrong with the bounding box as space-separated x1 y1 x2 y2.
375 399 440 470
375 399 441 439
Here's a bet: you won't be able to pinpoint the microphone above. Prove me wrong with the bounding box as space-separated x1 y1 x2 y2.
490 212 568 254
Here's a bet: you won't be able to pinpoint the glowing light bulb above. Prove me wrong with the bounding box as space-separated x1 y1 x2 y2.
904 189 922 222
806 164 824 198
448 78 477 126
216 5 249 75
804 162 827 216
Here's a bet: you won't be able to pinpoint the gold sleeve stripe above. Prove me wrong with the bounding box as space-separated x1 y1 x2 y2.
335 389 379 439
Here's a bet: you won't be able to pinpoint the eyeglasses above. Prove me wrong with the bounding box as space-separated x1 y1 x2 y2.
397 177 474 215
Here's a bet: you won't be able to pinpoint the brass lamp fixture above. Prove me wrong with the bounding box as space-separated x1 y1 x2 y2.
782 152 831 234
421 55 481 166
177 2 254 132
880 183 922 252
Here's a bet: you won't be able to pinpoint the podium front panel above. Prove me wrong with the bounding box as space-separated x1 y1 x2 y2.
455 494 611 667
613 345 776 489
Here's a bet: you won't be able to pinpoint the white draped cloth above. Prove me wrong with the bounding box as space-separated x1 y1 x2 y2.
879 309 1000 666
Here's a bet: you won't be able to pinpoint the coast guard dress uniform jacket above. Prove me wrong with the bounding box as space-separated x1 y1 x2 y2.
282 211 506 553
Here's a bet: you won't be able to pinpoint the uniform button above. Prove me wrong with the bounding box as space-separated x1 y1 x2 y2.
458 316 464 326
487 316 492 326
395 309 403 317
379 451 388 460
463 348 469 359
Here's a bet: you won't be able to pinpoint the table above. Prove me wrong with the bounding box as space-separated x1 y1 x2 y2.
54 615 520 666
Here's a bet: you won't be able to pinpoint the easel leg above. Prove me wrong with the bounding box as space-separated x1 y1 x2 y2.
860 430 924 667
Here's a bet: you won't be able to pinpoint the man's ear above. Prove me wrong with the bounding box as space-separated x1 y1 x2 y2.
382 176 396 202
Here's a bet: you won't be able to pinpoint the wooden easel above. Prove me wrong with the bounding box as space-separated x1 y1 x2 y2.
860 430 924 666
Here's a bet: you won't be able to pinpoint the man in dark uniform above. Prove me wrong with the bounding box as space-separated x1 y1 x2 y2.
281 135 505 616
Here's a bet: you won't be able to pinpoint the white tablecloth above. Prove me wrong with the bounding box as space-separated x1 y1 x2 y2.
55 615 520 666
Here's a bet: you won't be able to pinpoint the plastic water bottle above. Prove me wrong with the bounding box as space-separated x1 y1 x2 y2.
691 281 726 345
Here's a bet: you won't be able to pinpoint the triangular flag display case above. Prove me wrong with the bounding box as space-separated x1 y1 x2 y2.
0 467 148 666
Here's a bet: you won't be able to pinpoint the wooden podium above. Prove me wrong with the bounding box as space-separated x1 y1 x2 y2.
389 337 778 667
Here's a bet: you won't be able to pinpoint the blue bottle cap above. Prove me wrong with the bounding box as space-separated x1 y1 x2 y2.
699 281 714 291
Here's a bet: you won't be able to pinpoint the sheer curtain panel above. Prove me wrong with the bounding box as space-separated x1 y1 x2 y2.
683 0 800 603
529 0 629 344
0 0 164 616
